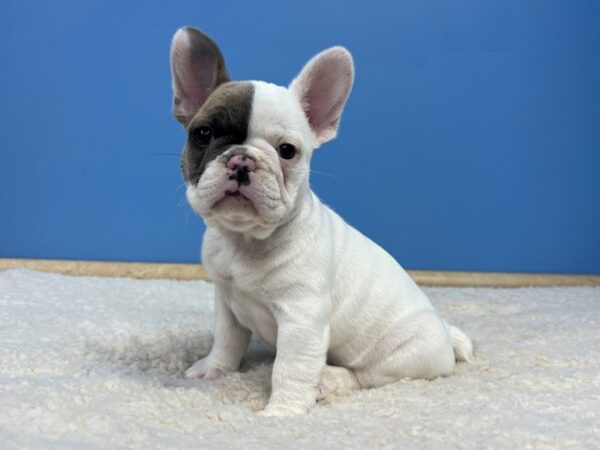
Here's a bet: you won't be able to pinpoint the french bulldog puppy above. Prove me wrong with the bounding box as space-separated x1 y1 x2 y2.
170 27 473 417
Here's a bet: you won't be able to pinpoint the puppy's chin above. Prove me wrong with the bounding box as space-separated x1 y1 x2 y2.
210 194 261 231
186 185 289 239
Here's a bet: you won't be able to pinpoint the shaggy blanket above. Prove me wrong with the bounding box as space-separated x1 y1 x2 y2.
0 269 598 449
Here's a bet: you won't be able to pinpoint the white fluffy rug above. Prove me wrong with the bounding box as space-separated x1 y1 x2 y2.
1 269 598 449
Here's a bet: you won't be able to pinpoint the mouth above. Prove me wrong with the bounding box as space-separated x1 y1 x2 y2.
215 188 254 210
211 187 258 224
225 189 244 198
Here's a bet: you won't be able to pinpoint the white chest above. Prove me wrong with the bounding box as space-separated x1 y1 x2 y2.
225 280 278 345
205 239 279 346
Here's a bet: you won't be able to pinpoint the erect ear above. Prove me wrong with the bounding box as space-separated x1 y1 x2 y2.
170 27 230 127
289 47 354 146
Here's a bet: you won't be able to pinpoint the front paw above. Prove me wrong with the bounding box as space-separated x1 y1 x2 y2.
257 403 309 417
185 357 228 379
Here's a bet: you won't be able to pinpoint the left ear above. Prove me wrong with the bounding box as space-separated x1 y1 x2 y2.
289 47 354 147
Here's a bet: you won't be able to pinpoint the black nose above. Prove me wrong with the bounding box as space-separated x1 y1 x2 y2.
235 167 250 185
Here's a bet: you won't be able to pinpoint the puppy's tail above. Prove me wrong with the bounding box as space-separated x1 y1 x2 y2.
444 321 475 363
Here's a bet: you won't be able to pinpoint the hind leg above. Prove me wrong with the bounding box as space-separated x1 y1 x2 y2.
354 310 456 388
317 365 361 401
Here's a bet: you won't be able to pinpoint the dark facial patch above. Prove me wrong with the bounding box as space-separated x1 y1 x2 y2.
181 82 254 185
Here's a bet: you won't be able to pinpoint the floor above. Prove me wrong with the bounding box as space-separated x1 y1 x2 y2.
1 269 598 449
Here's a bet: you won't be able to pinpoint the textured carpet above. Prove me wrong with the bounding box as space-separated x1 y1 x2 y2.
0 269 598 449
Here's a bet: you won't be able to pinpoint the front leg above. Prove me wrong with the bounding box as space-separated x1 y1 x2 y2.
186 287 250 379
259 301 330 416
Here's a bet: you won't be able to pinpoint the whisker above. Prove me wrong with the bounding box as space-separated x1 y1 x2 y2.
176 193 193 223
150 153 181 158
310 169 340 180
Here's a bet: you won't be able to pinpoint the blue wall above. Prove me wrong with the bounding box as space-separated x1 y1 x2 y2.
1 0 599 274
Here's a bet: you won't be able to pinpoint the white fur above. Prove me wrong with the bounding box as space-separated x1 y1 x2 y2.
181 46 474 417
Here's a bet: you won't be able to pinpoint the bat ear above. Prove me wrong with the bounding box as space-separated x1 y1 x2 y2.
170 27 230 127
289 47 354 146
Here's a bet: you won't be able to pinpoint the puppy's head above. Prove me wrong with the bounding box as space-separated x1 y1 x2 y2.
170 27 353 239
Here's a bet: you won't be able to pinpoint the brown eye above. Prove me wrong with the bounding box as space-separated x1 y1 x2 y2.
190 125 213 146
278 143 297 160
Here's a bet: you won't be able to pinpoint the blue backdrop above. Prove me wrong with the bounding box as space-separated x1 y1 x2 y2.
1 0 599 274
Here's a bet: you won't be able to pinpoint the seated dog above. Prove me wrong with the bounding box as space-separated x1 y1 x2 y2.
170 27 473 416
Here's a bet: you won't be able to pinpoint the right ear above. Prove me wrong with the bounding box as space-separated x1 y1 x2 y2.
170 27 230 127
